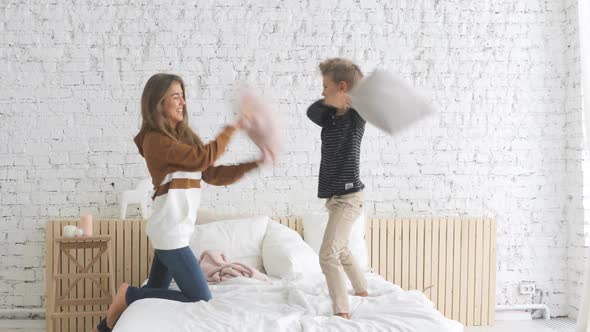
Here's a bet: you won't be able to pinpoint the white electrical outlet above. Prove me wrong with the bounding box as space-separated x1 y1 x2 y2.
519 281 536 295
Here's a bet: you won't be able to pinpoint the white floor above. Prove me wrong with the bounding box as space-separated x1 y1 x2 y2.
465 319 576 332
0 320 45 332
0 318 577 332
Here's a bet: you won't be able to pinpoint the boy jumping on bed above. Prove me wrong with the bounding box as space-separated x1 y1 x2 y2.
307 58 368 320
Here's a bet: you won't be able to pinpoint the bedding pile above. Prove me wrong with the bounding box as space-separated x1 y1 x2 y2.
199 249 271 284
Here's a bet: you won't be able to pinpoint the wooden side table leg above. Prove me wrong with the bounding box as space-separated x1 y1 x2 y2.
51 242 61 332
107 239 116 299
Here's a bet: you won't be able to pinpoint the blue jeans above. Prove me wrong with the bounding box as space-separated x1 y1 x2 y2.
97 246 211 332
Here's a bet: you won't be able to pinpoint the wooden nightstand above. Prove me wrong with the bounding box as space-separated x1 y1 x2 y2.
47 236 115 332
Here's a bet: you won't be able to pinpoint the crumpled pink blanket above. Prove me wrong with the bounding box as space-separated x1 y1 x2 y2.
198 250 271 284
239 87 282 165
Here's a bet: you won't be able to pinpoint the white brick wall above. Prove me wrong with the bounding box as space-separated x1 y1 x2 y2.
565 0 588 319
0 0 584 317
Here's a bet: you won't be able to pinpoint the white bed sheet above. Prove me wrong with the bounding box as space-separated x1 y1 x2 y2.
113 272 463 332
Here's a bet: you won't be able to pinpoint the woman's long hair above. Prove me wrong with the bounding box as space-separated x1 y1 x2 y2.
140 73 203 146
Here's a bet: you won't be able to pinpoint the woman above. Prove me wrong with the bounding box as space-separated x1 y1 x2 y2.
93 73 260 332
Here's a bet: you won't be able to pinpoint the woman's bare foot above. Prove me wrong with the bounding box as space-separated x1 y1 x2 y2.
335 312 351 319
106 282 129 328
355 290 368 297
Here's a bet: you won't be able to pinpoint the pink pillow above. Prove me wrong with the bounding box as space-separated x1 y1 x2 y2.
239 87 281 164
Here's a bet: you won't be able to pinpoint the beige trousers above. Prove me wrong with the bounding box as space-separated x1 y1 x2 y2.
319 191 368 314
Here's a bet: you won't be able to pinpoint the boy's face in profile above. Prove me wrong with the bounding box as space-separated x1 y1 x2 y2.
322 75 348 110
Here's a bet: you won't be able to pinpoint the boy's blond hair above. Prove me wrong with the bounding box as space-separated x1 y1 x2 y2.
319 58 363 90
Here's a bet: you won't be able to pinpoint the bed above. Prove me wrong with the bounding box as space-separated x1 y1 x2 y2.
113 271 461 331
111 214 462 332
47 212 495 331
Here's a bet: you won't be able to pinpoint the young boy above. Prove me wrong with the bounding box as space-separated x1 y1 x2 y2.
307 58 368 319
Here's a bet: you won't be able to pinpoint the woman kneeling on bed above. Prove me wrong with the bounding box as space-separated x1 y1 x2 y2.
92 73 261 332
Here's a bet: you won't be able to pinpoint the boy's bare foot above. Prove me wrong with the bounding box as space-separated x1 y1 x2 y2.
355 290 369 297
106 282 129 328
335 312 351 319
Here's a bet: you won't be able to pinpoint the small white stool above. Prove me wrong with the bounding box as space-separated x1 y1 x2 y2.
119 178 153 219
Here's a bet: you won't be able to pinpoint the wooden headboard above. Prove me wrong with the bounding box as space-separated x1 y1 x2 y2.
45 216 495 331
365 217 496 326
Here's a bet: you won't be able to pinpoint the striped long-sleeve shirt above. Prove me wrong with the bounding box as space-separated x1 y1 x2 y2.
307 100 365 199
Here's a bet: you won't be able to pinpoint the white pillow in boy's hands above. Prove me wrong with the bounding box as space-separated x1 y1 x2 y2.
349 69 435 135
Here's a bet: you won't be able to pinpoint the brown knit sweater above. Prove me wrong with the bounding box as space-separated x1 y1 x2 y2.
133 126 258 196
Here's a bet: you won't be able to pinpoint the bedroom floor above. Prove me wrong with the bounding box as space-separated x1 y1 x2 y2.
0 318 576 332
465 318 576 332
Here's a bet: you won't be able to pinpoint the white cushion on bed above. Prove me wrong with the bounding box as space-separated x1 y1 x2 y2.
262 221 321 278
349 69 435 135
302 211 369 271
190 216 270 272
196 209 254 224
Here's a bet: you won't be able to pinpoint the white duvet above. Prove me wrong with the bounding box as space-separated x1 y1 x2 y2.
113 272 463 332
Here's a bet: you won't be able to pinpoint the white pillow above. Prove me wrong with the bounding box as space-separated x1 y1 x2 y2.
190 216 270 272
262 221 321 278
302 211 369 271
349 69 435 135
196 209 253 225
